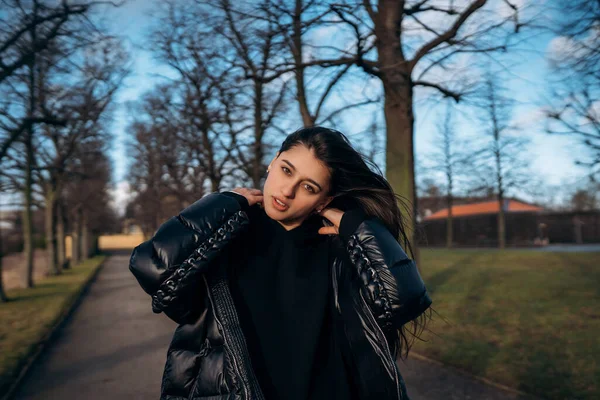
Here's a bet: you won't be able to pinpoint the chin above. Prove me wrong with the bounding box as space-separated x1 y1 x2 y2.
263 204 279 219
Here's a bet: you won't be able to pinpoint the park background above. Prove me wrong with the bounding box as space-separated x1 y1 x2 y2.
0 0 598 399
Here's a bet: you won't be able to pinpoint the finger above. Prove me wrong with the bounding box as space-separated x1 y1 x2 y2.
318 226 337 235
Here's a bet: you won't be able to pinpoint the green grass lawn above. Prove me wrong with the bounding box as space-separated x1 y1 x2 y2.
0 255 105 397
414 249 600 400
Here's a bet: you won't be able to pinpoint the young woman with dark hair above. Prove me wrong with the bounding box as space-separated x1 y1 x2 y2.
130 126 432 400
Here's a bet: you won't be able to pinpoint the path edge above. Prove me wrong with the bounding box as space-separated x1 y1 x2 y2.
404 351 546 400
1 258 107 400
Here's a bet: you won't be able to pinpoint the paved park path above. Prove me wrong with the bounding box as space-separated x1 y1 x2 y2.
13 253 536 400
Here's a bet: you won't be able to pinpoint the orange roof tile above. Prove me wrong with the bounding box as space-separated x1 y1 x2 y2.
424 199 543 220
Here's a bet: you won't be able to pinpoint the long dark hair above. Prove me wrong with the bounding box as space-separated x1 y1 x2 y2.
276 126 430 360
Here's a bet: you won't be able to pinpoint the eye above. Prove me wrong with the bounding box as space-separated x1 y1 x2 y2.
282 166 316 193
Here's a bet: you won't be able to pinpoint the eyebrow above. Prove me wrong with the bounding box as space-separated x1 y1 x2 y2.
281 159 323 191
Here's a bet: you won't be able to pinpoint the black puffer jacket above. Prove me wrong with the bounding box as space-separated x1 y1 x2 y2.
129 191 432 400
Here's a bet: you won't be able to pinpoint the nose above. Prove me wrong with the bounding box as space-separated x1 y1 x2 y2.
281 183 295 199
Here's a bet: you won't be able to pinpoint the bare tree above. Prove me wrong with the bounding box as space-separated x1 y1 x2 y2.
127 84 210 236
569 176 600 211
252 0 378 127
62 138 115 264
571 189 598 212
470 70 529 248
426 102 470 248
127 119 164 238
0 176 8 302
0 0 122 161
35 36 128 275
0 0 126 286
211 0 293 186
297 0 531 256
147 1 257 193
545 0 599 177
440 106 455 248
134 0 533 255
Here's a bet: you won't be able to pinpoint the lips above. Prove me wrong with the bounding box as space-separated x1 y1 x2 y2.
272 196 289 210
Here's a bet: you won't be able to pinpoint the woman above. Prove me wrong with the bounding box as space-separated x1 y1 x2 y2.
129 126 432 400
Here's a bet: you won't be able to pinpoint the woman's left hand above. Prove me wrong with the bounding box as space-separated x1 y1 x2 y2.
317 207 344 235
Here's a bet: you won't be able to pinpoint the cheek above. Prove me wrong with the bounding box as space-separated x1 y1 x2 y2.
263 173 272 190
263 172 283 194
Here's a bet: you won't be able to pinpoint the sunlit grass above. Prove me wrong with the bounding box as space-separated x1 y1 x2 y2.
0 256 106 395
415 249 600 400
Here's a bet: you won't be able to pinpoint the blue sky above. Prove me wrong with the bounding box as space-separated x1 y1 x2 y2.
101 0 591 213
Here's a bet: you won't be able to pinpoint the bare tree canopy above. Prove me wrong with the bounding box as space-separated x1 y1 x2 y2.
0 0 128 290
470 68 531 248
545 0 600 176
125 0 537 254
308 0 533 250
422 101 472 247
0 0 123 161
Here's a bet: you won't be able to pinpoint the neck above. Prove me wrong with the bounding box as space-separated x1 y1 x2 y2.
275 216 306 231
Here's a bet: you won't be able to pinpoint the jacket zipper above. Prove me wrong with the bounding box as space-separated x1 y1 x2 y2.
205 273 266 400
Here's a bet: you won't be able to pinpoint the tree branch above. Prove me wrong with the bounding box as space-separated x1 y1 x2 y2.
414 80 461 102
409 0 487 72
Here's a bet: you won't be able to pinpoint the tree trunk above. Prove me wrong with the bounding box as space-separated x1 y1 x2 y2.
72 206 82 265
92 234 99 256
382 80 419 261
446 195 453 248
57 199 68 269
375 5 420 262
22 7 37 289
0 230 8 302
496 150 506 249
44 188 60 275
292 0 314 127
22 129 35 288
252 81 265 188
82 211 90 260
211 179 219 193
498 195 506 249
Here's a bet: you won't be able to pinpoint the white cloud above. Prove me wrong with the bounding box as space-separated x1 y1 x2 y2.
109 180 133 216
494 0 527 19
546 36 578 62
510 106 547 129
546 24 598 65
528 131 589 186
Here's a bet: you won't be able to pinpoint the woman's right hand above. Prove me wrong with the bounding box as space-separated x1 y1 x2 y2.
230 188 264 207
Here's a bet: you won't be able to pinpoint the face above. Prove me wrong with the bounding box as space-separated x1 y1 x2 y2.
262 145 333 231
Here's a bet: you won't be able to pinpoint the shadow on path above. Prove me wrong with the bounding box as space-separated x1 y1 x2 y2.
13 254 176 400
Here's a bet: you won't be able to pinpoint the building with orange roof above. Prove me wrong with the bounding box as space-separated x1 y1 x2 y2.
417 197 600 247
423 199 544 221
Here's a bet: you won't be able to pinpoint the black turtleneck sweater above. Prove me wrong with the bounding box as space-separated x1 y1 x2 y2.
221 191 365 400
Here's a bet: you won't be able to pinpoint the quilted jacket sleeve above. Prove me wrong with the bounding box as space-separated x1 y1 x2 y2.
339 208 432 333
129 191 251 324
